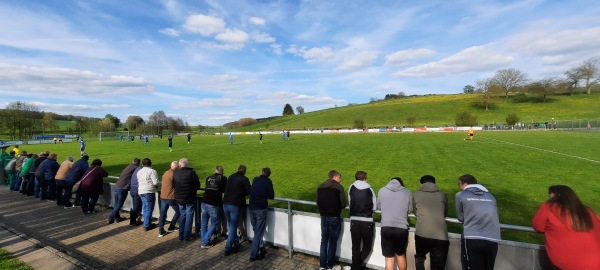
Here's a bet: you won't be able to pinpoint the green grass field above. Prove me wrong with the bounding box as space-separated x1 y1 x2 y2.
18 130 600 243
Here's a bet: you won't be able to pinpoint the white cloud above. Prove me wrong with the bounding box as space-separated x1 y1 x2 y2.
215 29 250 43
335 51 379 71
0 63 154 95
394 45 513 77
384 48 436 66
507 26 600 58
249 17 266 25
270 44 283 55
252 31 276 43
171 98 244 109
159 28 180 37
183 40 246 51
288 46 334 63
30 102 130 113
183 14 225 36
256 91 345 105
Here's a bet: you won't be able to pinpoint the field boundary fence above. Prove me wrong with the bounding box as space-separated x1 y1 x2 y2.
98 179 551 269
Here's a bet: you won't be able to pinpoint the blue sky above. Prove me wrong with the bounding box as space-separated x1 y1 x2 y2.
1 0 599 126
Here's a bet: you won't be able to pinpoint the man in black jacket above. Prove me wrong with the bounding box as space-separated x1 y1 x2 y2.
173 158 200 241
108 158 140 224
222 165 251 256
348 171 376 270
317 170 346 270
201 165 227 248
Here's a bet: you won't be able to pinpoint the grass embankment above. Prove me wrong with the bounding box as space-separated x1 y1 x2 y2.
237 93 600 131
0 249 32 270
20 131 600 244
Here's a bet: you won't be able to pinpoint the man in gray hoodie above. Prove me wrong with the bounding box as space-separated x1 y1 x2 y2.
348 171 376 270
455 174 501 270
412 175 449 270
377 177 411 270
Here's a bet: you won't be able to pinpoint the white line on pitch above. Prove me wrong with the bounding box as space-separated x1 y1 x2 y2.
481 136 600 163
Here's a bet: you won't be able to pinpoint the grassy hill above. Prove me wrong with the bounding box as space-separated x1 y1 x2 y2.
238 93 600 131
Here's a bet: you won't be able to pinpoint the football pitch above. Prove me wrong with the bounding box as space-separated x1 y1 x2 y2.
21 131 600 243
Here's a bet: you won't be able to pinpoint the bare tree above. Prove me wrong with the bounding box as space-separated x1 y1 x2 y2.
526 77 558 103
569 59 599 95
148 111 168 134
491 68 528 98
296 106 305 114
473 78 502 110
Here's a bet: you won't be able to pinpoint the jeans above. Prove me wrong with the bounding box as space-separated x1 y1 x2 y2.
201 203 220 245
223 204 241 252
62 181 75 207
350 220 375 270
55 180 67 205
109 188 128 221
320 216 342 269
11 172 21 191
249 208 268 259
178 203 195 240
415 235 450 270
80 193 99 213
140 193 156 228
34 176 41 197
159 199 180 234
129 193 142 224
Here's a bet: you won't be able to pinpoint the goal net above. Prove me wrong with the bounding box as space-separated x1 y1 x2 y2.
98 131 130 141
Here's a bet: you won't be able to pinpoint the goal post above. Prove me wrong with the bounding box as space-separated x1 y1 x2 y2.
98 131 130 141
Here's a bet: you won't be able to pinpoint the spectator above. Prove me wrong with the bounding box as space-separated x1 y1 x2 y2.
317 170 346 270
348 171 376 270
456 174 500 270
222 165 251 256
19 154 36 194
37 153 59 201
158 161 180 237
173 158 200 241
79 159 109 214
532 185 600 269
55 156 74 206
377 177 411 270
109 158 140 224
64 155 89 207
4 151 17 189
137 158 160 231
248 167 274 261
28 151 48 197
128 166 143 225
412 175 449 270
201 166 228 248
11 150 28 191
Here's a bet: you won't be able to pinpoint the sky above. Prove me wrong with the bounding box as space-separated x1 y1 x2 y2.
1 0 599 126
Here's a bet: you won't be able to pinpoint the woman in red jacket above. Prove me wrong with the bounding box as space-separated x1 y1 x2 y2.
79 159 109 214
532 185 600 270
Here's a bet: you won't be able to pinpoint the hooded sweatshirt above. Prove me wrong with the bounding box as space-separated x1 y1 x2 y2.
377 179 411 229
349 180 376 222
412 182 448 241
455 184 501 242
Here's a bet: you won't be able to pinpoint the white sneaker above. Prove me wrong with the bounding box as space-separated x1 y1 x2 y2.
328 266 342 270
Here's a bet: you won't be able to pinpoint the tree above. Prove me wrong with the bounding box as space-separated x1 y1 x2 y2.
296 106 305 114
125 115 145 131
463 85 475 94
406 115 416 127
282 104 295 116
238 118 257 127
472 78 501 110
104 114 120 129
148 111 168 134
353 119 366 129
506 113 520 126
491 68 528 98
42 112 57 134
526 77 557 103
455 111 478 126
0 101 40 140
570 59 599 95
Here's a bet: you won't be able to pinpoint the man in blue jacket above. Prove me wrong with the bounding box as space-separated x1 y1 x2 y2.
248 167 274 262
63 155 89 207
37 153 60 201
455 174 501 270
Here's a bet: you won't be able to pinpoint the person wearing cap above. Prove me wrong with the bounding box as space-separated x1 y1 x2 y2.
55 156 74 206
412 175 449 270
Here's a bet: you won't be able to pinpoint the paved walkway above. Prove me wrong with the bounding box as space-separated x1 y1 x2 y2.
0 186 320 270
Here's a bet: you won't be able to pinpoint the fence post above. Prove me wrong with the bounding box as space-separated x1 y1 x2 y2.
288 201 293 258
